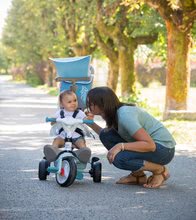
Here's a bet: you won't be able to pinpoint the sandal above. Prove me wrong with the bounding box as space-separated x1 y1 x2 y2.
116 172 147 185
144 166 170 188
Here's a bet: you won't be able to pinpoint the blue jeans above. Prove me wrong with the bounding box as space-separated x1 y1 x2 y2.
99 128 175 172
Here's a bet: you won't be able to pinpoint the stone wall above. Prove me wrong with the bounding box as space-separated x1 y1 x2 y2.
136 63 196 87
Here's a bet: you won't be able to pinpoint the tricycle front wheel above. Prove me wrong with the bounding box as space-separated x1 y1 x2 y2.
55 157 77 187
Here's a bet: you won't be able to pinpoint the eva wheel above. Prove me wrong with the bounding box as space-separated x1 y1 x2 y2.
92 162 102 183
38 159 50 180
55 157 77 187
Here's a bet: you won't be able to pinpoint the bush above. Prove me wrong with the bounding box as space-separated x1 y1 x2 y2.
120 90 148 108
119 91 161 119
26 71 42 87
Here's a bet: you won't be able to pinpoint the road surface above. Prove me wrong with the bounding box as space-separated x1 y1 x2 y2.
0 75 196 220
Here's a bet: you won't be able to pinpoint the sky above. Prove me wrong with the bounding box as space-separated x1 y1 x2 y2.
0 0 12 37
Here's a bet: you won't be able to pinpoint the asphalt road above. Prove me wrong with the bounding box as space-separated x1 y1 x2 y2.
0 75 196 220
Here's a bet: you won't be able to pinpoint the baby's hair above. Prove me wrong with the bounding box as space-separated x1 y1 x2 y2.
59 90 77 108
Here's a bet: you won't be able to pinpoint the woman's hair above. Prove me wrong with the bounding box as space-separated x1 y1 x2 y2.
59 90 77 108
86 87 135 129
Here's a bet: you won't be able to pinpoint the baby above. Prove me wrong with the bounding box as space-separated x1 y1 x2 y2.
44 90 92 163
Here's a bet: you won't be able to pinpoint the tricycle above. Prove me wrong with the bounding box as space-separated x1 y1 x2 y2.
38 116 102 187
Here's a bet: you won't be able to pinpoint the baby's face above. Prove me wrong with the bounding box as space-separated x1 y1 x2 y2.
61 93 78 112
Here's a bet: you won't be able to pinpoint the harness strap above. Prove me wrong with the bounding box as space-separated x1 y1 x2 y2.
58 109 84 138
72 109 79 118
72 109 84 137
60 109 64 118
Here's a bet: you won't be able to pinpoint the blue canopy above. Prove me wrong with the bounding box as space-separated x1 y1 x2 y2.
50 55 91 79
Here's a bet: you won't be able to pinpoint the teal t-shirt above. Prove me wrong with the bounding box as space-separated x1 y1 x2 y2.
117 106 176 148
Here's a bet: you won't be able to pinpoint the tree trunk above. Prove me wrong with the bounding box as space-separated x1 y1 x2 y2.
118 46 136 96
165 21 191 111
107 60 119 91
45 61 56 87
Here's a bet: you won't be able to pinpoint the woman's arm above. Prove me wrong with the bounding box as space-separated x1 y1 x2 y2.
124 128 156 152
107 128 156 163
85 111 103 135
87 122 102 135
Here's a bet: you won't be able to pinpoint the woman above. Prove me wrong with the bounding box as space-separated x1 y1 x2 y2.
86 87 176 188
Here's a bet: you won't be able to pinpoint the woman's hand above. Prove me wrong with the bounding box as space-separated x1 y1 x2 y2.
107 143 122 164
85 110 94 120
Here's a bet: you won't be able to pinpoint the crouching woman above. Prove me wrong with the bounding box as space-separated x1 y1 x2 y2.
86 87 176 189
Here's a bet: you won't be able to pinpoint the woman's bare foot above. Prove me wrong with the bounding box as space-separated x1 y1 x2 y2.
116 171 147 185
143 166 170 188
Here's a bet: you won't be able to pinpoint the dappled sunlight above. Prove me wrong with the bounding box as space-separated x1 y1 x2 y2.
127 205 143 209
84 176 113 181
0 123 50 132
19 114 36 117
0 134 51 141
101 176 113 180
2 97 57 105
175 144 196 157
1 146 42 151
0 103 56 109
18 169 37 173
135 191 147 194
0 127 51 150
30 177 42 181
0 76 196 220
90 146 107 155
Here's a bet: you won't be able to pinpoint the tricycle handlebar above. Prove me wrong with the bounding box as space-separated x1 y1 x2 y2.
46 117 56 122
45 117 94 125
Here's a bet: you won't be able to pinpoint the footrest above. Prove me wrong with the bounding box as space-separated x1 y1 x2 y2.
76 171 84 180
47 166 59 173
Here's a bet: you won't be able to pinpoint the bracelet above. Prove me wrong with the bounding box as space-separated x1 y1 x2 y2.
121 143 125 151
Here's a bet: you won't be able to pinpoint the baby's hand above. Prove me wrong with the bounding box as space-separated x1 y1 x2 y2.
50 121 56 126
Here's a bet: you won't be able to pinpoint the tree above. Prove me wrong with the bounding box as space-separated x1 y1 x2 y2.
93 27 119 91
2 0 66 85
146 0 196 114
95 0 160 95
57 0 97 56
124 0 196 112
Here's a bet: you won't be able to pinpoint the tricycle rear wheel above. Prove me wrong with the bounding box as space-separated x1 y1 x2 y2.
92 162 102 183
38 159 50 180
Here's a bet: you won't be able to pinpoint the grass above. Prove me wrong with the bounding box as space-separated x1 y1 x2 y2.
37 84 58 96
139 85 196 146
139 104 196 146
120 84 196 146
48 87 58 96
163 120 196 145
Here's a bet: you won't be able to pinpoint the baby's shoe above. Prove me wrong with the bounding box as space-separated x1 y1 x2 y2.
74 147 91 163
43 145 60 162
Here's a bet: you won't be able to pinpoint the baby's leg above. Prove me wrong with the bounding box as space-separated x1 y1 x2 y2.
52 137 65 149
74 138 86 149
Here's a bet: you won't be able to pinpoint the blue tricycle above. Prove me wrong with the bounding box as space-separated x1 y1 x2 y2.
38 116 102 187
38 55 102 187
